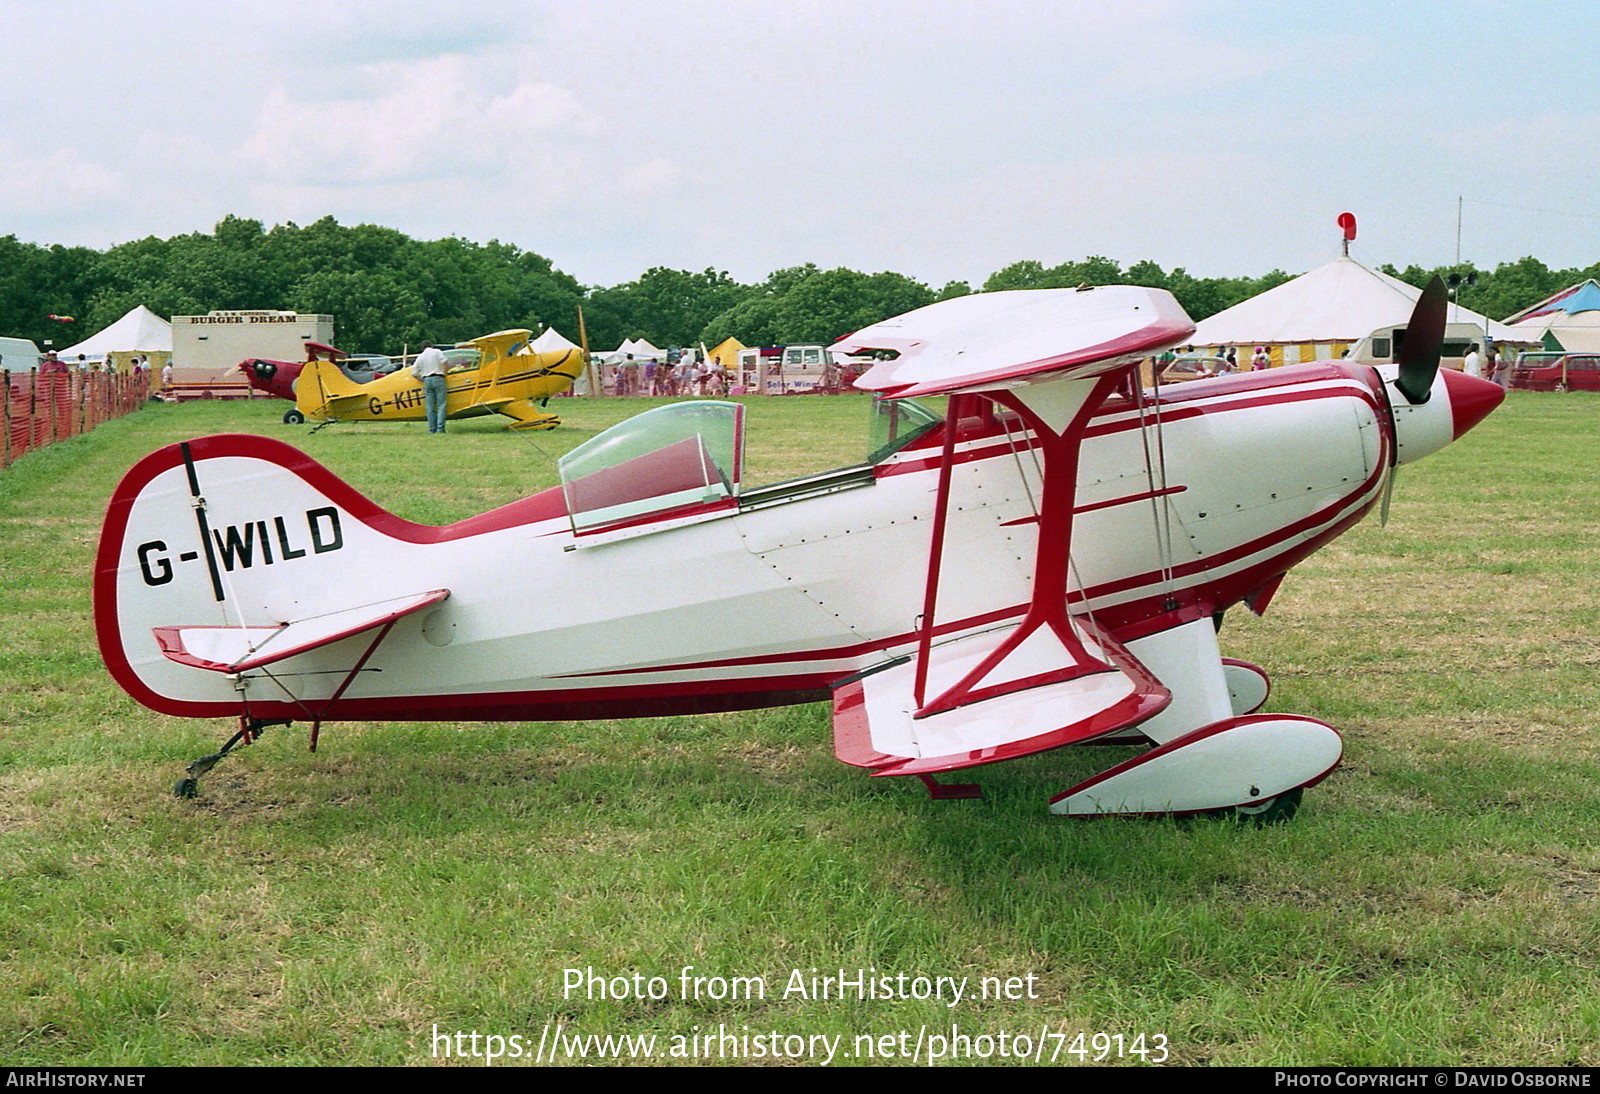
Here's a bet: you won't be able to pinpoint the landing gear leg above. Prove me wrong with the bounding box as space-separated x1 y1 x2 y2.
173 718 291 798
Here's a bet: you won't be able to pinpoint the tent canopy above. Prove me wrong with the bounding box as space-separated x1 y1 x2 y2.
1505 279 1600 323
529 327 579 353
1190 256 1523 348
59 305 171 359
1502 280 1600 353
708 336 744 368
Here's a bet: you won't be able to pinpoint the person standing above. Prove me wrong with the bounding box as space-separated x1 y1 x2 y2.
1463 344 1483 379
1488 345 1512 390
410 342 449 433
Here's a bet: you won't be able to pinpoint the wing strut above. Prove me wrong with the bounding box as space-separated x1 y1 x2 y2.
915 374 1130 719
832 372 1171 784
909 394 970 709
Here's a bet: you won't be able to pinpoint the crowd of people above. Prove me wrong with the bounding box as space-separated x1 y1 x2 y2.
1462 343 1514 389
602 354 733 397
36 350 157 376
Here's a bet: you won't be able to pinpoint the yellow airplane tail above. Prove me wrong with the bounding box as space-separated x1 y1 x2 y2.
297 359 369 420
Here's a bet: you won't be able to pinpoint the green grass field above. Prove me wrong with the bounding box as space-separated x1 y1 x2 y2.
1 391 1596 1067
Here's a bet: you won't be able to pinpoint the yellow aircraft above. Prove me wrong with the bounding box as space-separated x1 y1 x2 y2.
283 330 585 430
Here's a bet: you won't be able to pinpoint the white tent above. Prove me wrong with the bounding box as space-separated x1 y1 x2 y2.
530 326 595 394
1190 256 1526 365
596 337 640 366
59 305 172 364
529 327 580 353
597 336 666 366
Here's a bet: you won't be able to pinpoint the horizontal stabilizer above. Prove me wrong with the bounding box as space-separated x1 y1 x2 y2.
832 620 1168 777
320 393 381 414
153 589 449 673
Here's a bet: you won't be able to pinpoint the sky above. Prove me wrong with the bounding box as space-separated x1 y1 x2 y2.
7 0 1600 291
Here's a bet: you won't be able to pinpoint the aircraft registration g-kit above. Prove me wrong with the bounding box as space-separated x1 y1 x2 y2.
239 328 584 430
95 278 1503 818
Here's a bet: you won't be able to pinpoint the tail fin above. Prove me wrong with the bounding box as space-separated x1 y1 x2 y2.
298 358 368 418
94 434 439 717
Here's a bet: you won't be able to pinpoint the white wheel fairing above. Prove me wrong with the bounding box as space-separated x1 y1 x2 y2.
1049 715 1342 816
1222 659 1270 715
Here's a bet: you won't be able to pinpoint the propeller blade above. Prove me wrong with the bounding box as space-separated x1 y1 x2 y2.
1379 465 1396 526
1393 276 1447 405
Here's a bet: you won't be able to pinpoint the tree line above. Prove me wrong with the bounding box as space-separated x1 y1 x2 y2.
4 215 1596 356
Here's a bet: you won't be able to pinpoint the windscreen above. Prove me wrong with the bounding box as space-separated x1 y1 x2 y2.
866 397 941 464
559 402 744 532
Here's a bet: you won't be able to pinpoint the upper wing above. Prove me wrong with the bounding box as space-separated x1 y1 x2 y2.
837 286 1194 398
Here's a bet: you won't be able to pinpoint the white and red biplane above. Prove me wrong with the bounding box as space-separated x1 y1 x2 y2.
94 280 1502 818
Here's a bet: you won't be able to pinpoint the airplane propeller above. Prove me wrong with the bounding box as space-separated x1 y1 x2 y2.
1392 275 1447 405
1379 463 1396 526
1380 275 1449 525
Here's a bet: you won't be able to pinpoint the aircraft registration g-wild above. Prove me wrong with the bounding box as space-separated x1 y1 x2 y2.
95 279 1503 818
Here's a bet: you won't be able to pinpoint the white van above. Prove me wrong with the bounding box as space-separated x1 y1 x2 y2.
0 336 42 372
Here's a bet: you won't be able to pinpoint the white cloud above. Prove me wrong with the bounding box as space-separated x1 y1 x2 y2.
0 143 122 215
232 52 600 187
616 157 681 197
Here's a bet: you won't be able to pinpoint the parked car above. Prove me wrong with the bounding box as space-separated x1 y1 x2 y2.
1510 351 1600 392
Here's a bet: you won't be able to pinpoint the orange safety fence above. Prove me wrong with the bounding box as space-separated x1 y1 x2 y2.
3 369 148 469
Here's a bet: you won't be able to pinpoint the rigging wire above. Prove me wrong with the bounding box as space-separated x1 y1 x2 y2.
1132 361 1178 602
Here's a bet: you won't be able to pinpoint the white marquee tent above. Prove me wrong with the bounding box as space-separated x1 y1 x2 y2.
1189 256 1526 365
529 327 579 353
530 326 595 394
58 305 172 365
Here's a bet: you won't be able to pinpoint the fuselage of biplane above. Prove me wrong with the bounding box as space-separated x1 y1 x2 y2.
95 361 1484 725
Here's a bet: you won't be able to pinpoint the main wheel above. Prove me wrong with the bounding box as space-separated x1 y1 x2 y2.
282 409 305 424
1232 786 1302 825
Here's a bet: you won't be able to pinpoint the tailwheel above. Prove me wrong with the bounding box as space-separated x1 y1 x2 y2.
1229 786 1302 825
283 409 305 424
171 718 289 799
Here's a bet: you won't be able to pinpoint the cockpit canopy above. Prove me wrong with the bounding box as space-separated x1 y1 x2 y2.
557 397 941 536
559 402 744 533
